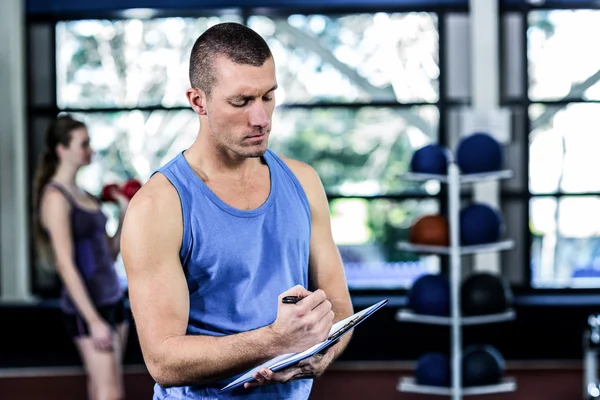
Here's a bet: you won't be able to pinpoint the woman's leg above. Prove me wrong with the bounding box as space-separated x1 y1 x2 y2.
75 332 124 400
116 321 129 363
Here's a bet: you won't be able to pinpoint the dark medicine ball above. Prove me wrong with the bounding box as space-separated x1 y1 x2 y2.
462 344 505 387
460 203 503 246
456 132 503 174
410 144 450 175
408 274 450 316
461 273 513 316
415 352 450 387
409 214 450 247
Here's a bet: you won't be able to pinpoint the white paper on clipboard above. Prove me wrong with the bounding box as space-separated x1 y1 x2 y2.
220 299 388 392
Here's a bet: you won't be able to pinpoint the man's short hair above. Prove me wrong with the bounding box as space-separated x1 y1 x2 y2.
189 22 273 97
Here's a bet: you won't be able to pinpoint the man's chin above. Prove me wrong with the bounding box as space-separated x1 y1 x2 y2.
244 149 267 158
239 144 268 158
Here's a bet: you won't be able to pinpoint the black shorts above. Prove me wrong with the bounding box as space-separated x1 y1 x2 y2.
62 298 129 338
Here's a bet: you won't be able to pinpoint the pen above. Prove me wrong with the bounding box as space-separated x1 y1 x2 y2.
282 296 301 304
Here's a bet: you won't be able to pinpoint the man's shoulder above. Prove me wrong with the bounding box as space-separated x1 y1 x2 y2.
272 153 318 181
155 152 184 174
127 173 181 217
269 152 323 201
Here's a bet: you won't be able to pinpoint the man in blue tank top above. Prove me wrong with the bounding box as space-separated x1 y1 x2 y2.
121 22 354 399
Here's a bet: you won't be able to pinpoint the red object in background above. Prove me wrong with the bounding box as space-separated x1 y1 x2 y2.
408 214 450 246
101 183 122 203
122 179 142 199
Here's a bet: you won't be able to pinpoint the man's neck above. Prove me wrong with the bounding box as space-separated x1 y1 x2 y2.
185 137 263 181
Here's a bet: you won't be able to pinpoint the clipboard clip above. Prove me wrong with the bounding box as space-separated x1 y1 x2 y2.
327 314 363 342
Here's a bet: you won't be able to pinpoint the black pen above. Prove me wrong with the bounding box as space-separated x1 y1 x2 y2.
282 296 301 304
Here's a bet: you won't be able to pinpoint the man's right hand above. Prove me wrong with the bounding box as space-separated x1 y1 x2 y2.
268 285 334 354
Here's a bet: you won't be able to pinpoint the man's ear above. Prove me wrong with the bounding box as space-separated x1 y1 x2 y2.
186 88 208 116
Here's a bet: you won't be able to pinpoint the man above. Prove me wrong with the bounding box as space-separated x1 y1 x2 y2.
121 22 354 399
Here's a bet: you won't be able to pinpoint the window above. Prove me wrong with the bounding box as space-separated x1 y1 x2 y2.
29 8 445 295
56 16 242 108
248 13 439 104
250 12 442 290
527 9 600 288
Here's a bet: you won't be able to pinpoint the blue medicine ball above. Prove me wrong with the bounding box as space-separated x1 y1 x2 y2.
410 144 450 175
408 274 450 316
460 203 503 246
456 133 503 174
415 352 450 387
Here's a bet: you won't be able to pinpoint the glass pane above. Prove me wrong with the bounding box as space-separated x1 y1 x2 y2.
334 198 440 290
248 12 439 104
73 110 198 192
529 103 600 194
56 15 242 109
270 105 440 196
530 196 600 289
528 10 600 101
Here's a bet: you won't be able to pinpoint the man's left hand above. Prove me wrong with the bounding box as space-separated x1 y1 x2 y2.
243 348 336 389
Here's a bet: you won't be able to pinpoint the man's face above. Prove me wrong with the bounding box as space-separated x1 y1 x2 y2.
204 56 277 158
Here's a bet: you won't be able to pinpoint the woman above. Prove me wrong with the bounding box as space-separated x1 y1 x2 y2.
32 114 129 400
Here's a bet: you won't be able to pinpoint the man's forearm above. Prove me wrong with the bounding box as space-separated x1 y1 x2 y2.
329 331 352 361
328 300 355 361
149 325 286 387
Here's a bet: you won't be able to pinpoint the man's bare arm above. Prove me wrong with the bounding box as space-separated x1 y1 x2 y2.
121 173 332 387
285 158 354 359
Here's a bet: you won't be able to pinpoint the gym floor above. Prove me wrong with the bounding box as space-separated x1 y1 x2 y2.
0 363 585 400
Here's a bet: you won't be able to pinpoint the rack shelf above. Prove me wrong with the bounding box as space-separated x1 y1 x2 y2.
396 309 516 326
397 240 515 255
398 169 514 184
397 162 517 399
397 377 517 396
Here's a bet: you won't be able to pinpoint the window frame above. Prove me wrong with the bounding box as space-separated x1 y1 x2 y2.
501 1 600 293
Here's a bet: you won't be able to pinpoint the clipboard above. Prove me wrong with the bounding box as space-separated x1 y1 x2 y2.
220 298 388 392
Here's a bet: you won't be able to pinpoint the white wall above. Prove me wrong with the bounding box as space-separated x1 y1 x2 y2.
0 0 34 302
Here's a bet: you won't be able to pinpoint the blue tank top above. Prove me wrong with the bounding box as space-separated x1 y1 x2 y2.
153 150 313 400
44 182 123 314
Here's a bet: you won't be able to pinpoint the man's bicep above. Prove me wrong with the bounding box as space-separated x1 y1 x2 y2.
307 178 353 315
280 156 353 317
121 181 190 357
285 161 352 317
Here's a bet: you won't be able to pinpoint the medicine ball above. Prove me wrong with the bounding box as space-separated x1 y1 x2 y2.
415 352 450 387
461 273 513 316
456 133 503 174
408 274 450 316
462 344 505 387
410 144 450 175
460 203 503 246
409 214 450 247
